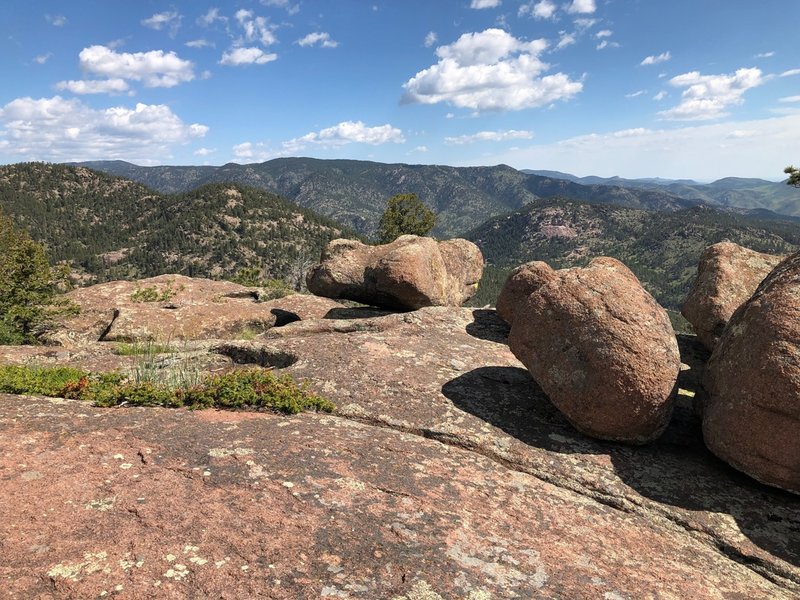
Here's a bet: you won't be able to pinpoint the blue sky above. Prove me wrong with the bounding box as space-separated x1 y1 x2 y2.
1 0 798 181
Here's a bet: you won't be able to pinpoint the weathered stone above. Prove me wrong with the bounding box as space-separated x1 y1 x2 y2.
508 257 681 444
306 235 483 310
704 251 800 494
496 261 559 325
682 242 784 351
1 303 798 597
42 275 345 346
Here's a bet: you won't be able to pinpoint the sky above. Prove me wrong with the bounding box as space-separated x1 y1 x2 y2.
1 0 799 181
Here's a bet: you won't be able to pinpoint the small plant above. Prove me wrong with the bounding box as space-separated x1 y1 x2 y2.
113 341 174 356
231 268 294 301
0 364 334 414
130 281 182 303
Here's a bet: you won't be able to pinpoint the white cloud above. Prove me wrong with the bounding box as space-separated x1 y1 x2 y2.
283 121 405 152
141 11 182 36
198 8 227 27
595 30 612 39
573 18 597 30
566 0 596 14
596 40 619 50
0 96 207 162
35 53 52 65
625 90 645 98
473 114 800 181
186 39 214 49
470 0 501 8
424 32 438 48
412 145 429 153
296 32 338 48
79 45 195 88
555 32 576 50
653 90 668 101
260 0 301 15
445 129 534 144
55 79 130 95
235 9 277 46
755 51 775 58
641 51 671 66
45 14 67 27
194 147 217 156
781 69 800 77
220 47 278 66
780 96 800 103
659 67 765 121
519 0 558 19
401 28 582 111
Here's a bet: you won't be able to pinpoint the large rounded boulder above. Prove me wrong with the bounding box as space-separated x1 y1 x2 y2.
306 235 483 310
682 242 784 351
704 251 800 494
508 257 681 444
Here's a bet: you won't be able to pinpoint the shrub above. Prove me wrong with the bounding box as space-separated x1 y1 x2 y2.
130 281 181 303
377 193 436 244
0 364 334 414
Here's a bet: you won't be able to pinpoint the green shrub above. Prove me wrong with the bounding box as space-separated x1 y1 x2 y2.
0 364 334 414
113 341 174 356
130 281 182 303
377 193 436 244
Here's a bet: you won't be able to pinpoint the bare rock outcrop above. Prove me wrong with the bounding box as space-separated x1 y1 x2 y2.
43 274 344 346
682 242 784 351
704 251 800 494
496 261 559 325
306 235 483 310
508 258 681 444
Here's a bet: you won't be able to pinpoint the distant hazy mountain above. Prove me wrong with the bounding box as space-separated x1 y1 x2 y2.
466 198 800 312
71 158 701 238
523 169 799 218
0 163 352 286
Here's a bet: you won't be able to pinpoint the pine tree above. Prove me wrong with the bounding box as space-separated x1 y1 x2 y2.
376 193 436 244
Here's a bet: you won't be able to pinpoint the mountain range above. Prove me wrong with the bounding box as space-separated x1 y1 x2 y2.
73 158 704 238
524 169 800 218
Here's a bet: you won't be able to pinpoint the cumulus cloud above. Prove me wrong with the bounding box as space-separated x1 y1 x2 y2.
518 0 558 19
659 67 765 121
78 45 195 88
555 32 576 50
0 96 207 162
566 0 596 14
194 147 217 156
282 121 405 152
220 47 278 66
781 69 800 77
55 79 130 95
296 32 338 48
141 11 182 36
470 0 501 8
596 40 619 50
444 129 534 144
641 51 671 66
235 9 277 46
401 28 582 111
424 32 438 48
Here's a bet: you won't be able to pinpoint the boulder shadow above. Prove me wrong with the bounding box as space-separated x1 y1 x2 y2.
465 309 510 344
323 307 397 320
443 359 800 570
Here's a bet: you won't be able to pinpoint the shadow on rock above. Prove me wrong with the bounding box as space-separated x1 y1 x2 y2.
465 309 510 344
444 359 800 571
323 307 396 320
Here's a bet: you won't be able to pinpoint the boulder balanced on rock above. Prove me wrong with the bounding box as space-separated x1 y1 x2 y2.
704 251 800 494
306 235 484 310
506 258 681 444
682 242 784 351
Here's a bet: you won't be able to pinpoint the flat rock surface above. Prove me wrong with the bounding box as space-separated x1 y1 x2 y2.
1 307 798 599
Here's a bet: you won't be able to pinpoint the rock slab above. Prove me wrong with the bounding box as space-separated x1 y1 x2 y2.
682 241 784 351
306 235 483 310
508 258 681 444
704 251 800 494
